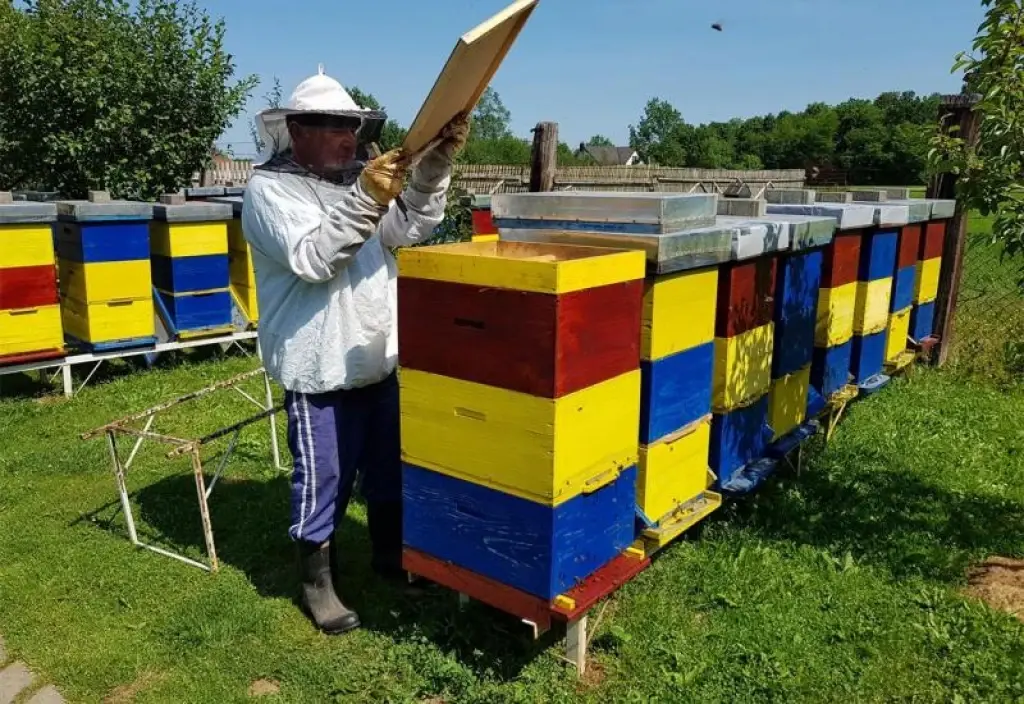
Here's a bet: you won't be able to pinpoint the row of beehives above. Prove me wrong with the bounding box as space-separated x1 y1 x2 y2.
0 194 257 364
395 189 952 606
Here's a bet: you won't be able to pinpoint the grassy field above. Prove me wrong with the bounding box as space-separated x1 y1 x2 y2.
1 205 1024 702
1 351 1024 702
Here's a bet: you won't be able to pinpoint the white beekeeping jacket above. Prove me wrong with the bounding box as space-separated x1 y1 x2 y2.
241 165 448 394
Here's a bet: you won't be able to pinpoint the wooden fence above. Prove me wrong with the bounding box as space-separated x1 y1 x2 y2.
194 161 806 195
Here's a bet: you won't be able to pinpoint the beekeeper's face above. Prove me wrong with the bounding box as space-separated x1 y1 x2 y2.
288 115 359 175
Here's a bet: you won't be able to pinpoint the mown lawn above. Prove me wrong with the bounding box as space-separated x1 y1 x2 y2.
1 344 1024 702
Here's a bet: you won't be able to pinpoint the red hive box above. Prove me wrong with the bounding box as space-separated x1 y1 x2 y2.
922 222 945 260
820 230 863 288
897 224 922 270
0 264 60 310
714 258 777 338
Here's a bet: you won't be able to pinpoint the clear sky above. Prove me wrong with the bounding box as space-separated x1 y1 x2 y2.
210 0 983 156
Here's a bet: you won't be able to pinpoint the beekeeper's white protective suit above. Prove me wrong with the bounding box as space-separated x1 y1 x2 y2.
242 69 450 394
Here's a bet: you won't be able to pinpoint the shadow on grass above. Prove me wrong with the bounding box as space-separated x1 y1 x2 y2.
118 473 553 680
724 438 1024 583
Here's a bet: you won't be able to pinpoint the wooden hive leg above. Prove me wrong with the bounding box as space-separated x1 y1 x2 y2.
566 615 588 676
189 446 219 572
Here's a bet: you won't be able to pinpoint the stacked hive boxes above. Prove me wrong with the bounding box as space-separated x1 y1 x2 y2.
491 192 732 533
766 202 875 403
885 208 927 364
761 214 836 439
211 196 259 325
848 195 910 387
397 240 646 601
708 220 787 490
911 201 955 340
55 200 156 351
0 200 63 363
150 202 234 338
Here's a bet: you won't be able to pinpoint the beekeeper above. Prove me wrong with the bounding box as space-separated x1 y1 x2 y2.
241 66 469 635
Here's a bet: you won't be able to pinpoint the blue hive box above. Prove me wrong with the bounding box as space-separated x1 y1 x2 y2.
857 229 899 281
639 341 714 444
772 250 823 378
910 301 936 340
851 330 887 384
891 265 916 312
709 396 773 489
402 463 637 601
811 340 854 399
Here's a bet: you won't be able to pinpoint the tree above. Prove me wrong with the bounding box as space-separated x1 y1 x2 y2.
930 0 1024 262
586 135 614 146
0 0 256 198
471 87 512 141
629 98 685 165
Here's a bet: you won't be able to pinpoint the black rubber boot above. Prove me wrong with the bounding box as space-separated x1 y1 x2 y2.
298 540 361 634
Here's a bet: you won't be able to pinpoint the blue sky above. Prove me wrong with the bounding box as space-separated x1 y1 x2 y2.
210 0 983 156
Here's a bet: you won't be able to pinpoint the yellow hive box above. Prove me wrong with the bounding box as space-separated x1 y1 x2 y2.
397 240 646 294
853 278 892 335
150 221 228 258
58 259 151 304
226 218 247 254
0 304 63 356
231 284 259 323
886 306 912 361
0 224 55 268
769 365 811 440
637 417 712 522
641 267 718 361
915 258 941 304
400 368 641 506
229 249 257 290
712 323 774 412
62 297 154 344
815 282 856 347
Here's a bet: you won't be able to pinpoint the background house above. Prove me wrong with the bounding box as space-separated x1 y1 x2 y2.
576 143 643 166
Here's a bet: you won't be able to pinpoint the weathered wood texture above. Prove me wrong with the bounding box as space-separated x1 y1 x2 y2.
529 121 558 192
715 259 777 338
773 250 823 379
402 463 636 600
926 94 980 365
397 277 642 398
639 342 714 444
709 395 773 488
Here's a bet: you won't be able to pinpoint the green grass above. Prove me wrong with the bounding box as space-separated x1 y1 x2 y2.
3 351 1024 702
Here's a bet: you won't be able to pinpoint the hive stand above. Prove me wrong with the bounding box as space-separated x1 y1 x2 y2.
80 367 286 571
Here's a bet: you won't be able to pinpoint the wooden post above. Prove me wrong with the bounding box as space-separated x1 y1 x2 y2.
529 121 558 192
926 93 981 366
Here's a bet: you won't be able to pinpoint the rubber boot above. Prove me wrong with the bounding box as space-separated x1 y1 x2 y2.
298 540 361 634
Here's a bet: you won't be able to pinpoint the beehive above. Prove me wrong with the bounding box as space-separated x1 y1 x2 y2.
490 192 723 526
55 199 155 351
211 196 259 324
0 201 63 362
398 240 645 600
151 202 233 338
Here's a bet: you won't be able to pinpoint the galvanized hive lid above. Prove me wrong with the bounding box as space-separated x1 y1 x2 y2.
209 196 244 217
0 192 57 224
152 201 234 222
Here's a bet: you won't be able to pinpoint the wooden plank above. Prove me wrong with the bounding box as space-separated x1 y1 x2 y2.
402 464 636 600
529 121 558 192
399 368 640 506
0 264 58 309
402 548 554 632
715 259 777 338
397 241 645 294
397 277 641 398
403 0 539 154
551 551 651 621
927 95 980 366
